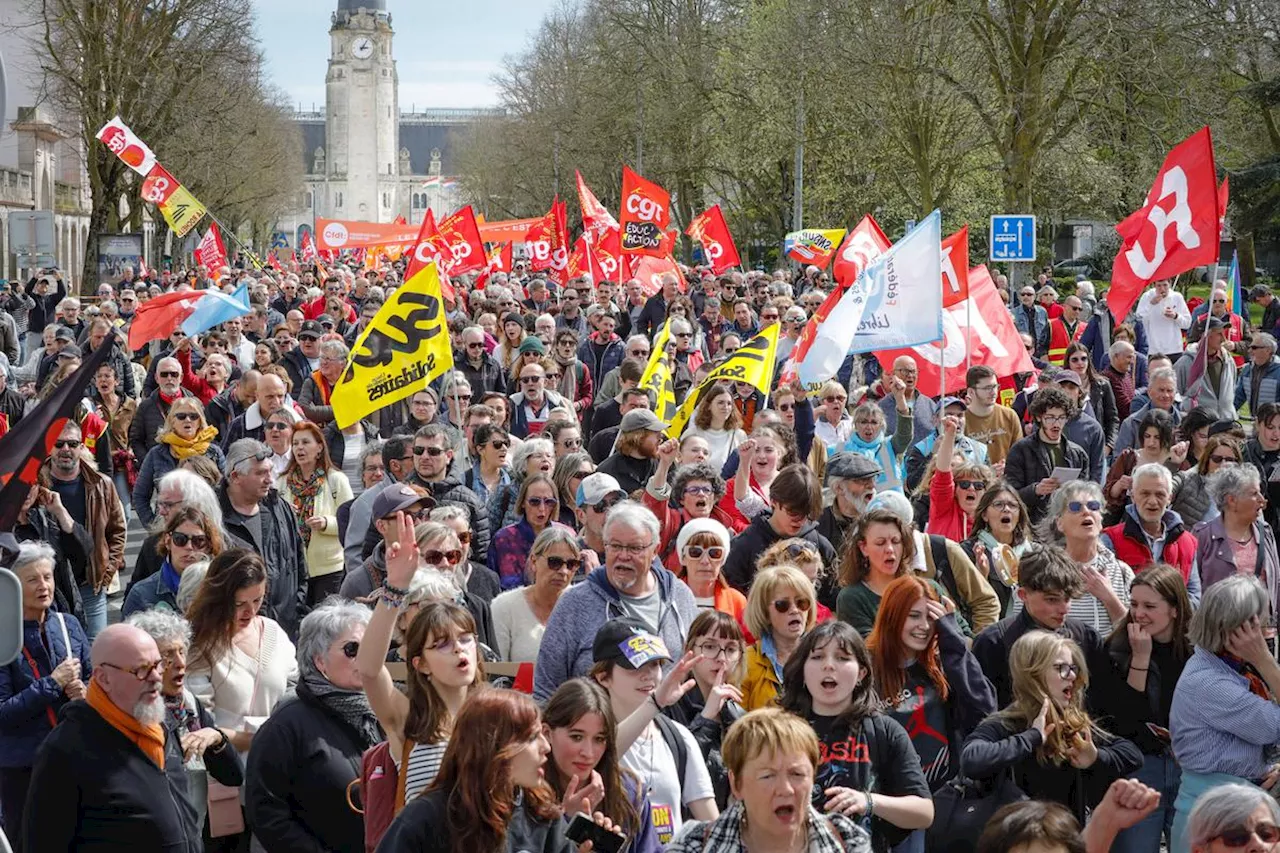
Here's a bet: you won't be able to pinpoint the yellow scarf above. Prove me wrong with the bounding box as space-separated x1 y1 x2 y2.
160 425 218 461
86 679 166 768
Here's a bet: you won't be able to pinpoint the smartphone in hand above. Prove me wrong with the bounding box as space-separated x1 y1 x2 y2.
565 813 627 853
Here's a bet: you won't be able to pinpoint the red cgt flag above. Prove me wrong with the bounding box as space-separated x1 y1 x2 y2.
875 266 1034 397
619 166 671 257
568 233 606 283
195 223 228 273
576 171 619 238
1108 126 1220 322
631 255 681 297
406 210 457 299
438 205 486 275
548 197 570 284
942 226 970 309
831 215 892 288
686 205 740 274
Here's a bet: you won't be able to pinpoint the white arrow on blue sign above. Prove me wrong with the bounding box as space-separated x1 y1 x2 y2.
989 215 1036 262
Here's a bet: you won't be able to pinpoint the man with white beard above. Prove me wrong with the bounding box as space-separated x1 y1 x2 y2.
22 624 244 851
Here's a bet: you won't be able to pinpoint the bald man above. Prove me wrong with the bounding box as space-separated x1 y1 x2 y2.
24 624 243 852
879 355 937 444
221 372 288 449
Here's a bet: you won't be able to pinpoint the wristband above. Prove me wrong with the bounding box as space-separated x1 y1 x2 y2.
865 791 874 819
649 693 664 712
384 582 410 597
1129 666 1149 672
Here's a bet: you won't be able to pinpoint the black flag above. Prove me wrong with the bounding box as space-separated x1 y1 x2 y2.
0 336 113 532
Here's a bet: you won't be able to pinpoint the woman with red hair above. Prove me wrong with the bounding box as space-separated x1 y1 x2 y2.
376 688 621 853
866 576 997 794
276 421 353 603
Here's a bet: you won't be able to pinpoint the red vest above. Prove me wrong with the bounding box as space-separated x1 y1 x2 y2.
1104 519 1196 583
1046 318 1084 366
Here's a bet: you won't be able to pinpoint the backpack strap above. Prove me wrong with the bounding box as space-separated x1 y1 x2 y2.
653 714 693 821
395 737 415 813
928 535 961 605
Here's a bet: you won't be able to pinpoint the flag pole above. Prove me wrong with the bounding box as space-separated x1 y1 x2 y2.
965 294 972 376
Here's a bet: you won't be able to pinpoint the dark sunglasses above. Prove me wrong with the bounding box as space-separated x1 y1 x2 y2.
590 497 623 514
772 597 811 614
776 402 794 412
684 545 725 560
1067 499 1102 513
525 496 558 508
1210 453 1239 465
170 531 209 549
545 555 583 573
955 479 986 491
487 440 510 451
173 412 200 422
266 421 291 431
423 548 463 566
1216 824 1280 847
54 439 82 449
414 445 447 457
520 376 543 384
341 640 360 658
785 542 818 559
299 333 320 342
158 371 181 379
823 395 847 404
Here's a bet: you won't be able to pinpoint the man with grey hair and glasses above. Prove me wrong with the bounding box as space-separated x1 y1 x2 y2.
1237 331 1280 413
534 501 698 700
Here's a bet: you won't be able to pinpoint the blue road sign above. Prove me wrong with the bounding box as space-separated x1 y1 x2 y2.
989 215 1036 262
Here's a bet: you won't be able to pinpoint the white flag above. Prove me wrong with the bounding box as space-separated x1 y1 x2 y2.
796 211 943 389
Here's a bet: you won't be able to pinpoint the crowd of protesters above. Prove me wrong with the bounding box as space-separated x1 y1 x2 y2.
1 257 1280 853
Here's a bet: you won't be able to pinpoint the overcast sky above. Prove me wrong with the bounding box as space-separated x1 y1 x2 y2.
252 0 553 111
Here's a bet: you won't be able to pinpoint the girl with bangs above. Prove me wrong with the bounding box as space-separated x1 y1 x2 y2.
741 565 817 711
377 688 621 853
961 483 1033 617
778 620 933 853
542 678 662 853
356 512 485 806
865 576 996 794
666 610 748 809
962 630 1142 824
918 413 995 542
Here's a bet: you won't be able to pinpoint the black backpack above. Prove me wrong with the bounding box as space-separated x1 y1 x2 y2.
653 713 693 821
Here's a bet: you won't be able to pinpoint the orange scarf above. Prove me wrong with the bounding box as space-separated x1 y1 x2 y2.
310 370 334 404
86 679 166 768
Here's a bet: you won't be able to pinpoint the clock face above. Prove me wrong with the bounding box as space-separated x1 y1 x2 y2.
352 37 373 59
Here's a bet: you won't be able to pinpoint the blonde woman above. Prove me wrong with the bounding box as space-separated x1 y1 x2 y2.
132 397 225 526
961 631 1141 824
276 421 354 603
741 564 817 710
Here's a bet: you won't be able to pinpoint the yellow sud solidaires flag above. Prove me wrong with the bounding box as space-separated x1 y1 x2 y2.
640 357 680 424
331 261 454 428
666 323 780 436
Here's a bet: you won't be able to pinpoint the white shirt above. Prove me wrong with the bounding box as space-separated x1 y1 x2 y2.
1136 289 1191 355
621 721 715 845
490 587 547 663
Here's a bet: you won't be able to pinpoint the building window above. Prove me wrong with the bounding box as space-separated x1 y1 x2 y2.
305 191 313 208
335 192 343 208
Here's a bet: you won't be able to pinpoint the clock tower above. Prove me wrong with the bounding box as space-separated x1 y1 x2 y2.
324 0 399 222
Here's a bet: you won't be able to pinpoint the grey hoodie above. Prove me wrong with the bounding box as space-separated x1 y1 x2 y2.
534 565 699 701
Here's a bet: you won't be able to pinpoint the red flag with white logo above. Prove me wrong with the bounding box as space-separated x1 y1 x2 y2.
195 223 228 273
875 266 1034 396
524 206 555 272
619 166 671 257
631 255 681 297
548 198 570 285
686 205 741 274
406 210 457 299
438 206 486 275
831 215 892 288
1108 126 1220 322
941 226 970 309
577 171 619 238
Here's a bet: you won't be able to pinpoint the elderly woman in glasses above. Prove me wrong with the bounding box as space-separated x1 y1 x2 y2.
132 397 226 527
0 542 92 849
490 526 581 662
1170 576 1280 852
1172 435 1241 528
246 600 382 853
1195 465 1280 613
488 473 574 592
1186 784 1280 853
123 506 224 618
126 609 241 839
1016 480 1133 635
415 521 498 654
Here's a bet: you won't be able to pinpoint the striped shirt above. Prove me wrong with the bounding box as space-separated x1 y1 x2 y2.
1170 647 1280 780
400 740 447 802
1011 549 1133 635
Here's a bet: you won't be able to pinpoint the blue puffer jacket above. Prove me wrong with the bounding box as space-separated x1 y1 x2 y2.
0 613 91 768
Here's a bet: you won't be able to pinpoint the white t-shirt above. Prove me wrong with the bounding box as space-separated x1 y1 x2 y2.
621 720 715 845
